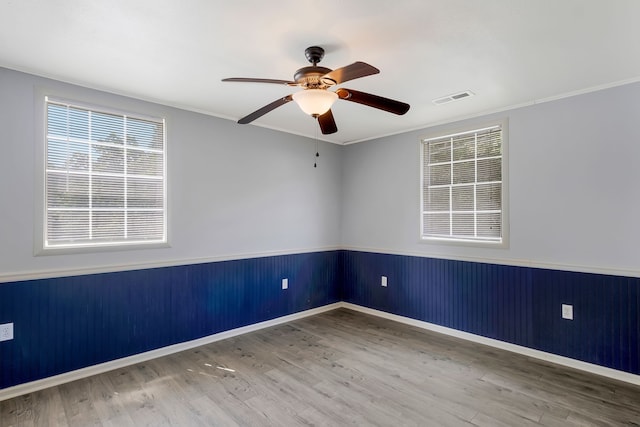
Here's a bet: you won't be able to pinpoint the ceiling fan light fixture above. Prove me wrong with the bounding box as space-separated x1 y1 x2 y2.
292 89 338 116
223 46 409 134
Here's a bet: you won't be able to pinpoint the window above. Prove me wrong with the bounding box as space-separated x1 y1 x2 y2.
43 97 166 250
421 122 507 244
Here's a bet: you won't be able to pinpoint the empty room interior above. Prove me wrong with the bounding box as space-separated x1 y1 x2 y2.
1 1 640 425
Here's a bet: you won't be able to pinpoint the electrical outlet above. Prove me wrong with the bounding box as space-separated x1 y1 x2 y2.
282 278 288 290
562 304 573 320
0 323 14 342
381 276 388 287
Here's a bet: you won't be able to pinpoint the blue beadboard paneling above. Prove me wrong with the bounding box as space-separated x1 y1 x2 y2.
342 251 640 375
530 268 640 374
2 249 638 390
0 251 340 390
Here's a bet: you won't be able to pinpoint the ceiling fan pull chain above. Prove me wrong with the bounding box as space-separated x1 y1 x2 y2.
314 120 319 168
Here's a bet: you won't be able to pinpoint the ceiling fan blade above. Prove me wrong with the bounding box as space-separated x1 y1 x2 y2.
317 109 338 135
321 62 379 85
336 88 410 115
222 77 296 86
237 95 294 124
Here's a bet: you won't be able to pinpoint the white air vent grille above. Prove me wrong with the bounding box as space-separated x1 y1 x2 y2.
432 91 475 105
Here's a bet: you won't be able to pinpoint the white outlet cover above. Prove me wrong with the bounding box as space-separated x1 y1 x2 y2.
562 304 573 320
0 323 14 341
282 278 288 290
381 276 388 287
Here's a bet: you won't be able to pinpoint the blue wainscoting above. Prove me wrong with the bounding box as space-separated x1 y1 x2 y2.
341 251 640 375
2 249 639 391
0 251 341 390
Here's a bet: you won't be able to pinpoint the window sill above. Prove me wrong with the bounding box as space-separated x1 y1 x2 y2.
34 241 170 256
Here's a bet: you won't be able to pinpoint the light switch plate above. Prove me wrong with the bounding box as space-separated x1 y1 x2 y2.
381 276 388 287
282 278 288 290
562 304 573 320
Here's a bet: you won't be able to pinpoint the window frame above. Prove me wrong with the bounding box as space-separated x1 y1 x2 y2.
35 95 169 255
419 119 509 248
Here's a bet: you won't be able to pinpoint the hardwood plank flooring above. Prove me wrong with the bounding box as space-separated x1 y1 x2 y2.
2 308 640 426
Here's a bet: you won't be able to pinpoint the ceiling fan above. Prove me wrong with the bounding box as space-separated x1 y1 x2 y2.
222 46 410 135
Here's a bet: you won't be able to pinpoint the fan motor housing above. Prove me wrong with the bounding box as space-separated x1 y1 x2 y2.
294 66 334 89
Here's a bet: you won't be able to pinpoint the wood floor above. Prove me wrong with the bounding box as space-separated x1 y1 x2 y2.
2 308 640 426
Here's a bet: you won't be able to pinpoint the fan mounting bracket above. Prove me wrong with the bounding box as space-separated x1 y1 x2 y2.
304 46 325 65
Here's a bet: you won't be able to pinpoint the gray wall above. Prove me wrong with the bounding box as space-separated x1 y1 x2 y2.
3 65 639 279
341 82 640 276
0 68 343 279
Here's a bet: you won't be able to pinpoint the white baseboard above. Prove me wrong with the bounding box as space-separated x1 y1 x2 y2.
3 301 638 402
341 303 640 386
0 303 342 402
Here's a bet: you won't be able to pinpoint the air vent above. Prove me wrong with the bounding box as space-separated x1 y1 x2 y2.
432 91 475 105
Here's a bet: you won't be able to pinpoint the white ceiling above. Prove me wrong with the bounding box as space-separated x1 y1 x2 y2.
2 0 640 144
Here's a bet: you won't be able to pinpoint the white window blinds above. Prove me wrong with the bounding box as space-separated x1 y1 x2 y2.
45 98 166 248
421 125 503 242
